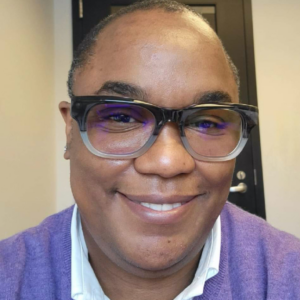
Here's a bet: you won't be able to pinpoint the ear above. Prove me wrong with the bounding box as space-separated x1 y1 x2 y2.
59 101 72 160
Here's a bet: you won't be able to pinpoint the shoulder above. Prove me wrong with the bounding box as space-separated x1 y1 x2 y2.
220 202 300 299
0 206 74 298
221 201 300 251
0 205 74 254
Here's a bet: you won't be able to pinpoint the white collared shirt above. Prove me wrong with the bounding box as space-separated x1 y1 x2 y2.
71 204 221 300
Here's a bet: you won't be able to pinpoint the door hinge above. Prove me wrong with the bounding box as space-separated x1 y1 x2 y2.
79 0 83 18
254 169 257 186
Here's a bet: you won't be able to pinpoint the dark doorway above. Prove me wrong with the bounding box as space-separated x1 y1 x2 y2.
71 0 266 219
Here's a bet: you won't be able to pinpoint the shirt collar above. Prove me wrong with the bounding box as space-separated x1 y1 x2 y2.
71 204 107 300
71 204 221 300
174 216 221 300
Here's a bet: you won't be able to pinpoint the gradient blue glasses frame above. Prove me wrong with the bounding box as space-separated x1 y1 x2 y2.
71 96 258 161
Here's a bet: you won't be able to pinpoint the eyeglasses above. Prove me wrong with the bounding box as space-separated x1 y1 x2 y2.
71 96 258 161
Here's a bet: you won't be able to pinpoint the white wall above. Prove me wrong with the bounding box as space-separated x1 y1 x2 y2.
0 1 55 239
252 0 300 238
53 0 74 211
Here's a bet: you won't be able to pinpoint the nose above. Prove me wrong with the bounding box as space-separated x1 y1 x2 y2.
134 123 196 178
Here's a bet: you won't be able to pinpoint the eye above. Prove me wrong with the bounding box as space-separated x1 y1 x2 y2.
87 104 156 134
107 113 136 123
197 120 217 128
95 107 145 124
186 115 227 136
196 119 226 129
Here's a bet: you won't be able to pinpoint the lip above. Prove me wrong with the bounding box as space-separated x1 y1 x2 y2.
121 193 197 204
118 192 206 225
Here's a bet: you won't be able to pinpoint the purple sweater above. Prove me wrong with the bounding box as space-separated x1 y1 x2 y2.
1 202 300 300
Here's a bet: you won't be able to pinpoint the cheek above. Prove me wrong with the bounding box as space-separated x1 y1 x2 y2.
195 160 235 198
69 129 132 207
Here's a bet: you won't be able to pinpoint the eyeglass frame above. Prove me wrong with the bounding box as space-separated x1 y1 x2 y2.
70 95 258 162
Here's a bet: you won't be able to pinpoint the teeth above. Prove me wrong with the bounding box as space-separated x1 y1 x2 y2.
140 202 182 211
149 203 162 211
162 204 173 211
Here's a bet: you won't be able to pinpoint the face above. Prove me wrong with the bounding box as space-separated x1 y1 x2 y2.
60 10 238 278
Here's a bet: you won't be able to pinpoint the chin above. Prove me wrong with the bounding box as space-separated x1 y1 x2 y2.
116 239 202 278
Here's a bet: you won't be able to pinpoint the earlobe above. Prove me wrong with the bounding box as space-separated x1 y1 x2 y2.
64 145 71 160
59 101 72 160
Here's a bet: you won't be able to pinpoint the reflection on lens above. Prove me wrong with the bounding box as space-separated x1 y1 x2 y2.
184 109 242 157
86 104 155 154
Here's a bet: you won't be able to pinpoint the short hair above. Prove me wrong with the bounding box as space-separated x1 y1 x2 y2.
67 0 240 97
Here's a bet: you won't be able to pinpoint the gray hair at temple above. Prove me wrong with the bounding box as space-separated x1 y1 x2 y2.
67 0 240 97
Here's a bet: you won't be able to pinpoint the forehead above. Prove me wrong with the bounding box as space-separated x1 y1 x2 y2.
73 10 238 107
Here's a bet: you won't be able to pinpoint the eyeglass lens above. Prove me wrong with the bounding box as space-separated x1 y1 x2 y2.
184 109 242 157
86 104 242 157
87 104 156 155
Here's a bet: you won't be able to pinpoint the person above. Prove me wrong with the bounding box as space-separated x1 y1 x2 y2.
1 1 300 299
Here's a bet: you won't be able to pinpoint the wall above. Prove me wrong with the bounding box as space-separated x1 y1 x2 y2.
0 1 55 239
252 0 300 238
53 0 74 211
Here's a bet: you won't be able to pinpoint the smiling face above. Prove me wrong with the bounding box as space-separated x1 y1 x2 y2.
60 9 238 279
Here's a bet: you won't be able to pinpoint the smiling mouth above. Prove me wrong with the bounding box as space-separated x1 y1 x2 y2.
121 192 206 212
118 192 207 224
138 202 185 211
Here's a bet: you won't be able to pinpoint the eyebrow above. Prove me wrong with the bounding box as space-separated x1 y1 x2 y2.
95 81 147 100
194 91 233 104
95 81 232 105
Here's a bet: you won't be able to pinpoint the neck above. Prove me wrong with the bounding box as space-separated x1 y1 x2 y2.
83 226 202 300
90 251 200 300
